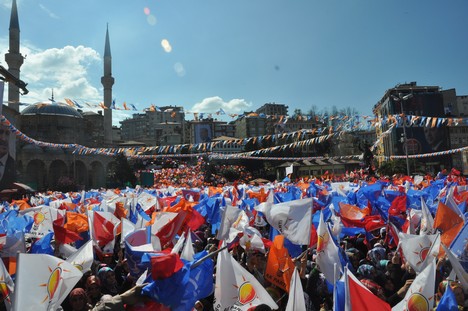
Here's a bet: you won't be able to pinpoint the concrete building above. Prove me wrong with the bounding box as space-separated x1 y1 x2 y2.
442 89 468 174
373 82 451 174
120 106 185 146
256 102 288 116
234 114 266 138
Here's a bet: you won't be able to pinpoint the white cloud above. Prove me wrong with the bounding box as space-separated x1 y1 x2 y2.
39 4 59 19
0 40 102 104
191 96 252 114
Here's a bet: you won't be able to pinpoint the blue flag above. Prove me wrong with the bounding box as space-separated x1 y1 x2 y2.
436 283 459 311
142 251 214 310
31 232 54 255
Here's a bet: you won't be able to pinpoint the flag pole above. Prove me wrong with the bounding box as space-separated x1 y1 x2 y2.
191 245 228 269
12 251 21 311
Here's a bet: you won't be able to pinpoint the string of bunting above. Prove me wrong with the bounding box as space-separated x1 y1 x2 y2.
1 113 467 160
14 99 468 129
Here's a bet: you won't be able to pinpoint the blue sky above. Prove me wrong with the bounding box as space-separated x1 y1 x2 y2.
0 0 467 125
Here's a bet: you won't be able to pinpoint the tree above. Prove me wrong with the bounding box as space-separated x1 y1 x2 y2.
107 154 137 188
377 159 407 176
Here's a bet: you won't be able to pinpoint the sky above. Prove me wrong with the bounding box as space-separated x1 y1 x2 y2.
0 0 467 126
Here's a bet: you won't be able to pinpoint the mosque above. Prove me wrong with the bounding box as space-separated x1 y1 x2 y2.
2 0 116 191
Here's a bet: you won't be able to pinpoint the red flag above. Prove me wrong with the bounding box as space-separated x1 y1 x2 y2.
94 212 116 248
309 223 318 248
150 252 184 280
388 195 407 216
347 268 391 310
185 209 205 231
53 219 82 244
155 211 188 247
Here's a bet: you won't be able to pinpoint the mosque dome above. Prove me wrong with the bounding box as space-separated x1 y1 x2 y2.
21 101 83 118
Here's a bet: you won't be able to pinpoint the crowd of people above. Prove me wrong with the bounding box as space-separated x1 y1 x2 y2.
0 164 467 311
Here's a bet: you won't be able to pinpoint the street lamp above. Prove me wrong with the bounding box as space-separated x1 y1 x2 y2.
391 93 413 176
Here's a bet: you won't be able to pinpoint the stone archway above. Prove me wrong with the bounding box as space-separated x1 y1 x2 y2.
48 159 68 188
89 161 105 189
24 159 47 191
71 160 88 189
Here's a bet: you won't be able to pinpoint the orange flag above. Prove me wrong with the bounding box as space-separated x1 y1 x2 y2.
248 188 269 203
114 201 128 220
264 235 295 292
339 202 370 220
64 212 89 234
434 201 464 249
12 199 31 211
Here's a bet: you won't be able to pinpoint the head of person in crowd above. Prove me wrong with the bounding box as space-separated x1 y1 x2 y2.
68 288 89 311
85 275 102 305
97 266 119 296
357 264 377 280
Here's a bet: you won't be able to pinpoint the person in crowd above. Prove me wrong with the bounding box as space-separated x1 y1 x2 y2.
68 288 92 311
97 267 121 296
86 275 103 307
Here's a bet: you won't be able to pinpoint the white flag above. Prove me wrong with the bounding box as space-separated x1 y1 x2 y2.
66 240 94 273
316 210 342 284
442 244 468 291
239 226 265 253
0 258 14 310
264 198 312 245
13 253 82 311
137 192 158 211
214 248 278 310
392 260 436 311
398 232 440 274
285 267 306 311
171 233 186 255
22 206 54 239
420 199 434 235
216 204 246 242
181 230 195 261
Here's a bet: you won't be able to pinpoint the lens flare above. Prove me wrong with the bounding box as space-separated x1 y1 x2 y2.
47 267 62 300
143 7 150 15
406 292 429 311
147 15 157 26
238 282 256 305
161 39 172 53
174 62 186 77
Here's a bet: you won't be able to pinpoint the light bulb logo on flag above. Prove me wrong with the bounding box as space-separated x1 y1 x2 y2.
414 246 430 265
33 212 46 231
40 263 70 306
317 231 330 253
406 292 429 311
0 281 11 303
237 280 256 305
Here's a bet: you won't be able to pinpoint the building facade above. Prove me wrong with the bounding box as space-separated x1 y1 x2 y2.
373 82 452 174
120 106 185 146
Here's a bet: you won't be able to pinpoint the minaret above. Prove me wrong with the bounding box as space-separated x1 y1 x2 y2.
5 0 24 112
101 24 114 145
